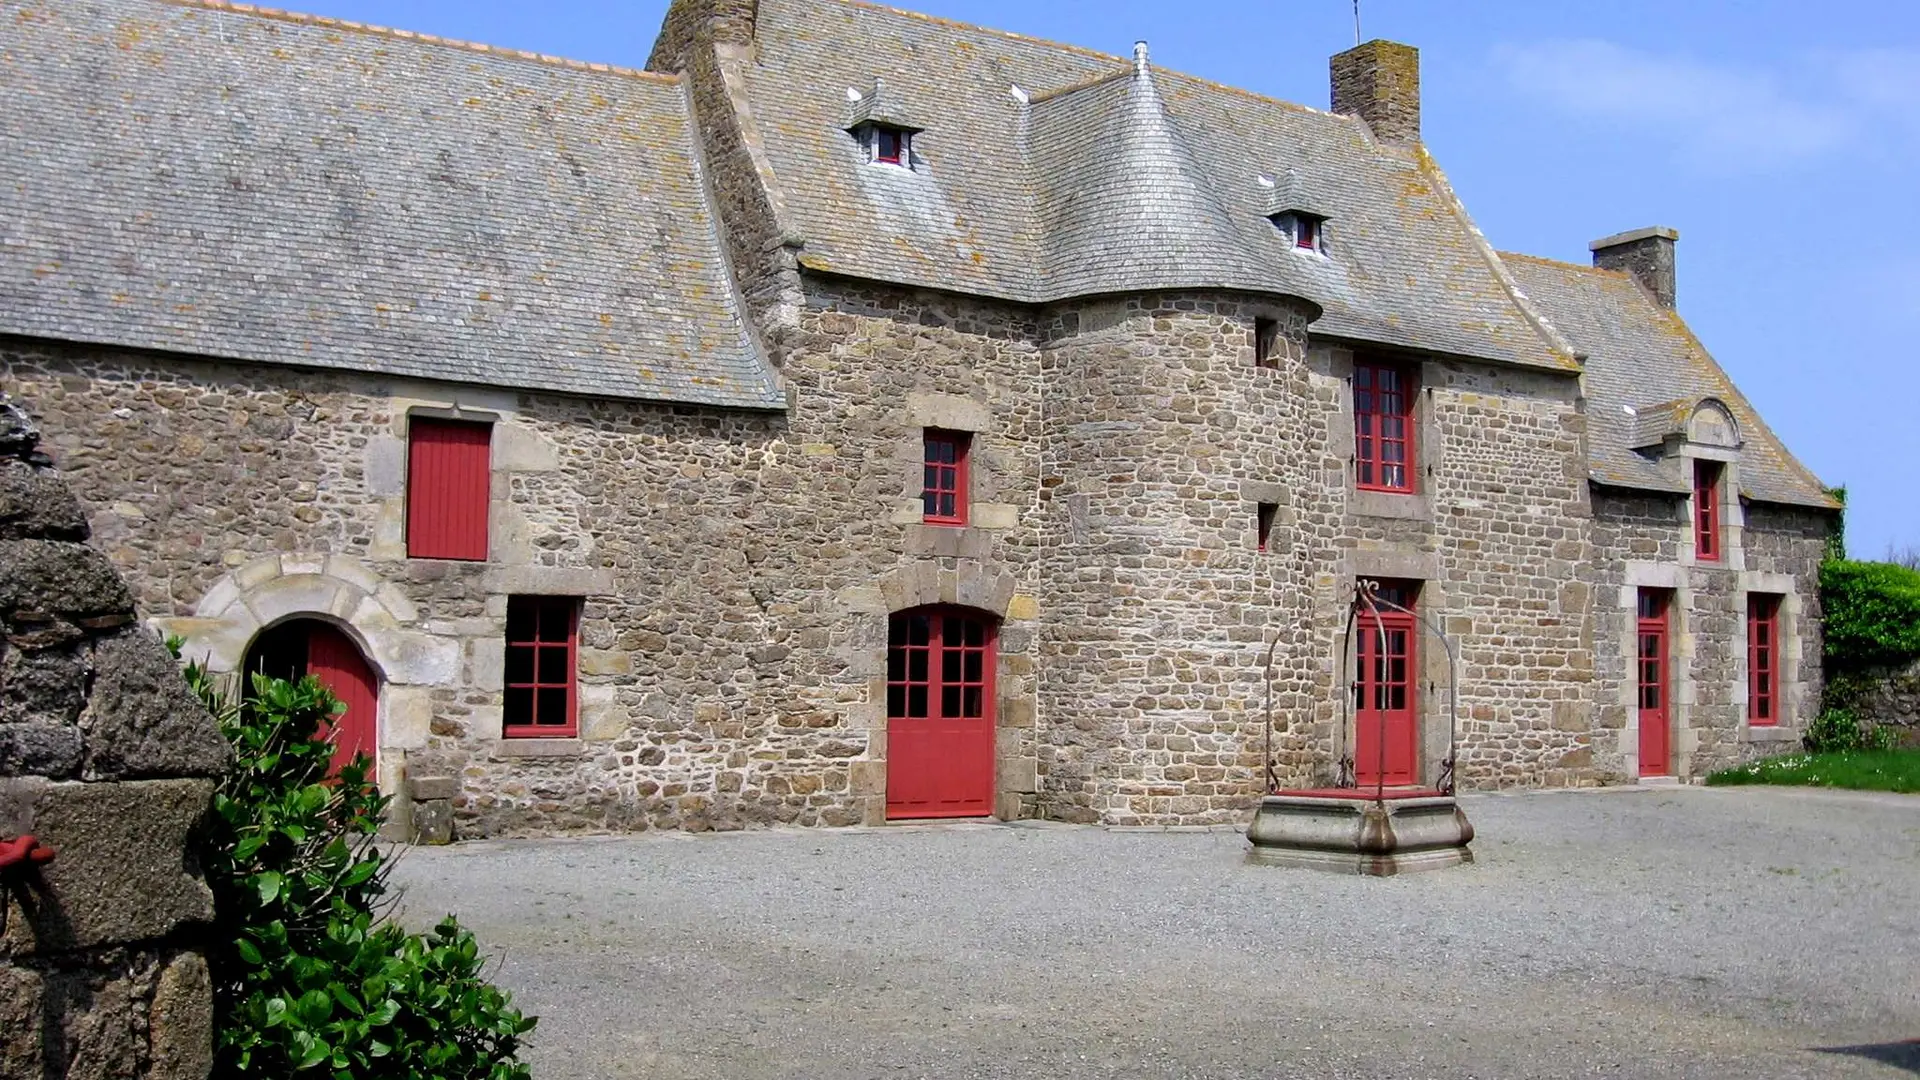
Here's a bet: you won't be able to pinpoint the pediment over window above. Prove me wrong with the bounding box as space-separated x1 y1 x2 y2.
1626 396 1741 454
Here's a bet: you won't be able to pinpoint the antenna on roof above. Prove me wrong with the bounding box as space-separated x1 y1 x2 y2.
1353 0 1362 46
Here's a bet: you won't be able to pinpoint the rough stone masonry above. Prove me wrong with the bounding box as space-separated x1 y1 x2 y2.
0 399 226 1080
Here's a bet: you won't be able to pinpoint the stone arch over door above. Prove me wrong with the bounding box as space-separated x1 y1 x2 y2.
153 552 461 800
841 562 1039 825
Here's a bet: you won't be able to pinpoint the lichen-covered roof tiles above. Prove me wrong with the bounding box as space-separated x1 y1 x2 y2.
1502 253 1834 508
0 0 784 408
741 0 1575 372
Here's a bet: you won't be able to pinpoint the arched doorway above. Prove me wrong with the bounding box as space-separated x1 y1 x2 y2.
244 618 379 775
886 606 996 819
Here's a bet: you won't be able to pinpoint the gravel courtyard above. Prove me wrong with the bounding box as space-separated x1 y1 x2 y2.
391 787 1920 1079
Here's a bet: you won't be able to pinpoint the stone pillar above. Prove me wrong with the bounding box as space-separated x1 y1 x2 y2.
0 397 229 1080
1591 226 1679 310
1330 39 1421 145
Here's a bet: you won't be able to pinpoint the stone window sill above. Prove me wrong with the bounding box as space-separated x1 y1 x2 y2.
490 737 584 758
1349 489 1432 522
1741 726 1799 744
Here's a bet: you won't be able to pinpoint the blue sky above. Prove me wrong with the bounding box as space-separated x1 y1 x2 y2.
293 0 1916 556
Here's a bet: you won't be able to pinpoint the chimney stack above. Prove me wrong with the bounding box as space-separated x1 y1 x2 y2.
1590 227 1679 310
1330 40 1420 144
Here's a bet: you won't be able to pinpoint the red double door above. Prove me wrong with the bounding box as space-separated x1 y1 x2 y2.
1354 585 1418 787
246 619 379 775
1637 590 1672 777
886 608 995 819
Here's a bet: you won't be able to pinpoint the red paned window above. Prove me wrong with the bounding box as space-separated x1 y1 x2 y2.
1254 317 1279 368
1296 215 1320 251
503 596 578 738
887 608 991 726
1354 362 1415 492
875 127 907 165
406 417 492 561
1256 503 1278 552
1694 460 1722 561
922 430 970 525
1748 594 1780 726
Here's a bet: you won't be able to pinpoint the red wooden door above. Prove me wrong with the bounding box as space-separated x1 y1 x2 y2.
305 623 379 776
1354 586 1418 787
1637 591 1671 777
886 608 995 819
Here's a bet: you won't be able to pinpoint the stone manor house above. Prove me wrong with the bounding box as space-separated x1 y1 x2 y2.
1 0 1836 834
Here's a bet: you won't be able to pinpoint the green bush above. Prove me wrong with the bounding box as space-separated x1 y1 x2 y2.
1819 559 1920 670
1803 706 1897 754
178 653 535 1078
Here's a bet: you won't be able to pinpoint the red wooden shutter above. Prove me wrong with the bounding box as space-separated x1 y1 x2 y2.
407 418 492 561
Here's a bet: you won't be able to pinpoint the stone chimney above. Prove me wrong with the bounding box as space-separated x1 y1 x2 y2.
645 0 760 73
1591 226 1679 310
1331 39 1421 144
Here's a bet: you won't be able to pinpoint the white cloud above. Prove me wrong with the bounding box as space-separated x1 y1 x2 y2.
1491 39 1920 170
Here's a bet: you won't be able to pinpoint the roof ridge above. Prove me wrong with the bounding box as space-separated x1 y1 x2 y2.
833 0 1122 64
1497 250 1629 278
834 0 1337 122
160 0 680 82
1025 65 1131 105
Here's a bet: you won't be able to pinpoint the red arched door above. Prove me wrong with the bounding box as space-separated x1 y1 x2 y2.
1354 582 1418 787
886 607 995 819
245 619 379 775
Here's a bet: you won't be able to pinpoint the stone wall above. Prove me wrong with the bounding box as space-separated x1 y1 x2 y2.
0 398 226 1080
1589 487 1827 780
1846 658 1920 745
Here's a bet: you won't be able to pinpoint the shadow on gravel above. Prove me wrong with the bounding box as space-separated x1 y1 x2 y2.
1816 1040 1920 1076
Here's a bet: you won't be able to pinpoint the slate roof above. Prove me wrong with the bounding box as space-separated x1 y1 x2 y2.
0 0 784 409
739 0 1575 372
1502 254 1834 509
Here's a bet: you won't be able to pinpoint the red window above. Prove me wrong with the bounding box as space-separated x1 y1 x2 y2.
1254 317 1279 368
406 417 492 561
875 127 906 165
1354 362 1414 492
1748 594 1780 725
503 596 578 738
1296 215 1320 251
922 430 969 525
1694 460 1722 561
1256 503 1277 552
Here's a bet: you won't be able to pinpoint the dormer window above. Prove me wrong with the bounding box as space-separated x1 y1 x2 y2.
1262 170 1331 257
845 79 923 172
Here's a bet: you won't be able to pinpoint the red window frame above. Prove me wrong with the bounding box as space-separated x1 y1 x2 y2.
406 417 492 561
1354 362 1415 493
503 596 578 738
922 430 970 526
1256 503 1277 552
875 126 906 165
1748 594 1780 726
886 607 994 729
1295 215 1320 251
1694 460 1722 562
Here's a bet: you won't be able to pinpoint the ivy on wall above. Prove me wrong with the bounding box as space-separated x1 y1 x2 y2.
1820 559 1920 672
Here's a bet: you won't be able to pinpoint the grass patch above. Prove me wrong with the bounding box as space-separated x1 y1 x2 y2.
1706 749 1920 794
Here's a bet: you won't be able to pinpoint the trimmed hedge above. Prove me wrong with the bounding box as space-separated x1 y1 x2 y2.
1820 559 1920 671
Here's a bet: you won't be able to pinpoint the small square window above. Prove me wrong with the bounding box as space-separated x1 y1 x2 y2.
1295 215 1320 251
1256 503 1278 552
870 125 911 167
1254 318 1279 369
503 596 579 738
922 430 970 526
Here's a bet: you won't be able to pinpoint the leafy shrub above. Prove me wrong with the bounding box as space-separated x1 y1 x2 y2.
1820 559 1920 671
178 653 535 1078
1803 706 1897 754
